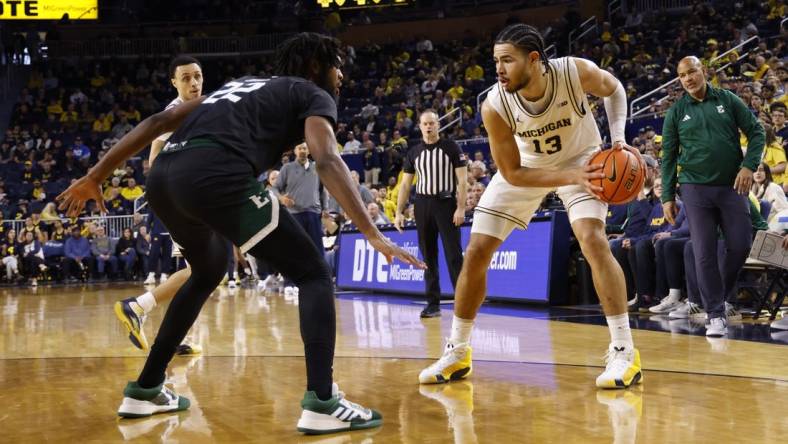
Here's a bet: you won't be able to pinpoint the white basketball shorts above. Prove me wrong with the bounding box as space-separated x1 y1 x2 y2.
472 149 607 240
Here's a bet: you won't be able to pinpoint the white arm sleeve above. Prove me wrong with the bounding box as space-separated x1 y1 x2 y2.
603 82 627 144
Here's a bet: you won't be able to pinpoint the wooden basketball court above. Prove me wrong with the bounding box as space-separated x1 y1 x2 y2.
1 284 787 443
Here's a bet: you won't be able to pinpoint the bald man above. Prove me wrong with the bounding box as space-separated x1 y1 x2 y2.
661 56 765 337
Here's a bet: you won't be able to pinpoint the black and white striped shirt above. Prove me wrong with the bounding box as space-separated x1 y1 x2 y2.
403 138 467 196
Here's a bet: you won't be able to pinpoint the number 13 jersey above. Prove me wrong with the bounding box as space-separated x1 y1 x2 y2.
485 57 602 169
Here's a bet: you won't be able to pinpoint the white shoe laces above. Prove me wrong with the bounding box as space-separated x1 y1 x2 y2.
430 340 468 369
603 347 632 373
332 385 370 417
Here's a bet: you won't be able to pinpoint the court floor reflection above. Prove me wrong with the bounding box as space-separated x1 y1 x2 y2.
1 285 788 442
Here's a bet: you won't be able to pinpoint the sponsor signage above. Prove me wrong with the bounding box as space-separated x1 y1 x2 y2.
336 211 570 303
0 1 97 20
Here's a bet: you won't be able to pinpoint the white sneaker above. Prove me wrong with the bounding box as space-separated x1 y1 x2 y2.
596 345 643 389
228 279 237 289
296 383 381 435
117 382 190 418
705 317 728 337
284 286 297 296
31 278 38 287
668 301 707 320
159 273 168 283
256 279 266 289
649 296 683 314
770 315 788 330
144 272 156 285
419 340 473 384
260 274 276 289
724 302 742 322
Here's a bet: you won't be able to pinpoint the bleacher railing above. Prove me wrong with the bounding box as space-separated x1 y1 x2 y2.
45 34 291 59
608 0 622 19
438 106 462 133
631 0 692 11
568 16 597 54
3 215 137 239
628 35 760 119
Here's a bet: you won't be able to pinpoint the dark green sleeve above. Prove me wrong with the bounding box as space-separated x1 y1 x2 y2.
728 90 765 171
660 106 679 203
749 199 769 232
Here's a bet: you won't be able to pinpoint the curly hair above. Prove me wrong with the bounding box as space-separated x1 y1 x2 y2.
274 32 344 80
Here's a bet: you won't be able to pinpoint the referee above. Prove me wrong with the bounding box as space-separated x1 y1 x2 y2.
395 109 468 318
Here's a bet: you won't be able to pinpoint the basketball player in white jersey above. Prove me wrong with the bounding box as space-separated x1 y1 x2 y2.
114 55 204 355
419 24 643 388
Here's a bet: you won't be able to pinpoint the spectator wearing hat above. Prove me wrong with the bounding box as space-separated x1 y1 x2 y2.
21 160 39 184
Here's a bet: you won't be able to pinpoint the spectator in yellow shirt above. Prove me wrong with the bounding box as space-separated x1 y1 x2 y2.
123 104 141 124
120 178 144 202
377 187 397 221
93 113 111 132
103 177 123 201
396 103 414 123
46 99 63 116
90 72 107 88
762 124 787 185
750 55 771 80
464 59 484 82
59 104 79 125
447 79 465 102
768 0 786 20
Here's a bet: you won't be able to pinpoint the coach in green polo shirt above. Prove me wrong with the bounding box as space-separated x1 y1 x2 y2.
661 56 764 338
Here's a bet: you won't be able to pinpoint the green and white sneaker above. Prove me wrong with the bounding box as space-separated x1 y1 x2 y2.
296 383 382 435
117 381 190 418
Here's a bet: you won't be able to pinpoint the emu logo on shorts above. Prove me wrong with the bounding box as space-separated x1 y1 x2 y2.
717 105 725 114
249 195 270 209
236 183 279 253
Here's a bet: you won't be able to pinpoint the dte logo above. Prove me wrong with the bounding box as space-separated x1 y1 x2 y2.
0 1 39 16
352 239 388 283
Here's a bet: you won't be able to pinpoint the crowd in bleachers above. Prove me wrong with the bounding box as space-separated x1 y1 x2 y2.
591 1 788 318
2 2 787 298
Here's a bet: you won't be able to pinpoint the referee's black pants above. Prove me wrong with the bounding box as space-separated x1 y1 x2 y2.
139 146 335 400
414 195 464 306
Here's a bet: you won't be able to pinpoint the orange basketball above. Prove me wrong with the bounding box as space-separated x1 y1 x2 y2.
587 148 645 205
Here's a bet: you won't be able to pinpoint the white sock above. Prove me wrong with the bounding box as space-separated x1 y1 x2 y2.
450 315 474 345
667 289 681 301
136 291 157 314
606 314 634 349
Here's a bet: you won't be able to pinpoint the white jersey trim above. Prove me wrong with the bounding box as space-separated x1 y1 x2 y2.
155 97 184 142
